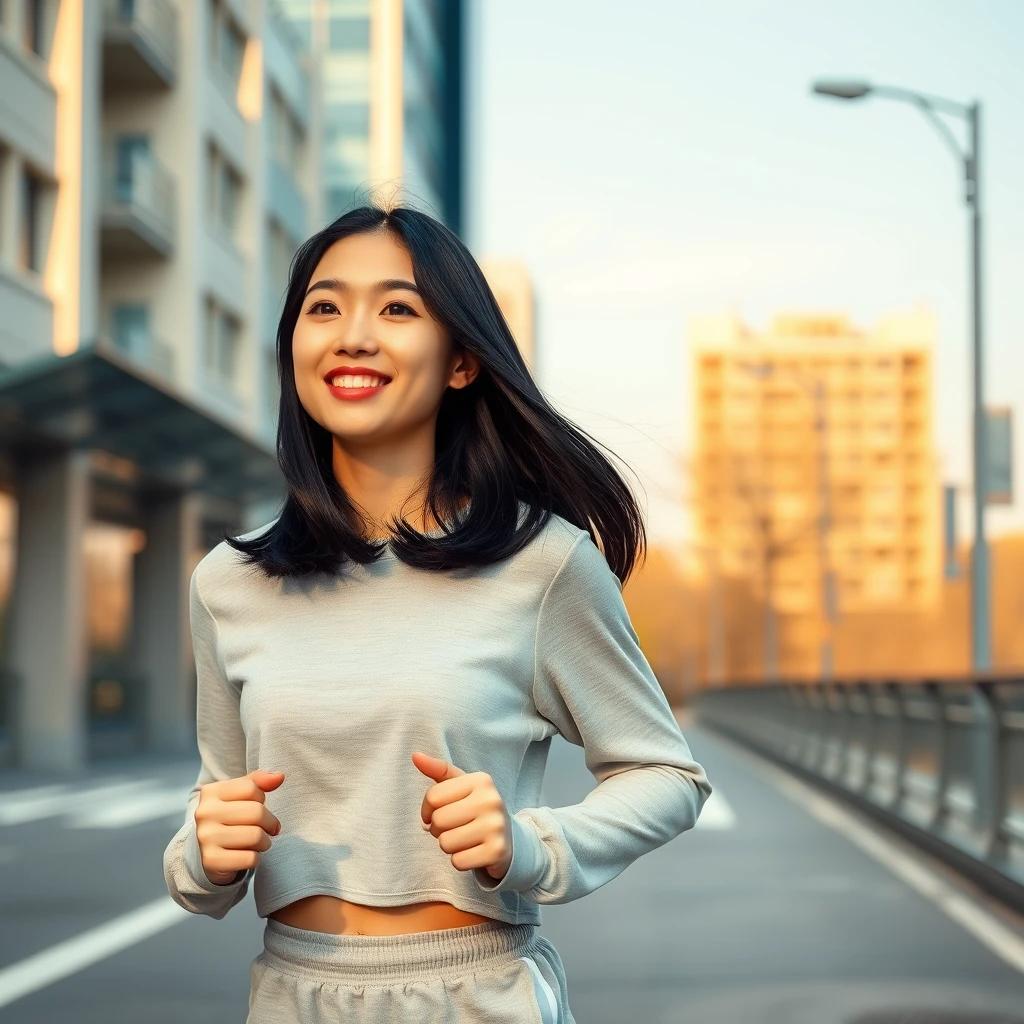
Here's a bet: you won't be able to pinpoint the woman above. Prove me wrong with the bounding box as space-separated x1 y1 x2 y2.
162 202 712 1023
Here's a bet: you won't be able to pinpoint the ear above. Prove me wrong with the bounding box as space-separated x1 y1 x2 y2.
449 347 481 389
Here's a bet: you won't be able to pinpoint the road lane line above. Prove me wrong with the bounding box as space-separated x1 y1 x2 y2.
65 788 191 829
0 780 149 825
715 730 1024 975
0 898 191 1009
692 789 736 829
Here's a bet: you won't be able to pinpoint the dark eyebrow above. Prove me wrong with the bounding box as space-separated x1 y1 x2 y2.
303 277 421 300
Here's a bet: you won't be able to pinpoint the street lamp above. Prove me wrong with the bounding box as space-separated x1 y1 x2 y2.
811 77 990 671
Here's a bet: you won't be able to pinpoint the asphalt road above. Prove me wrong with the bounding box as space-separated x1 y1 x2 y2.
1 713 1023 1023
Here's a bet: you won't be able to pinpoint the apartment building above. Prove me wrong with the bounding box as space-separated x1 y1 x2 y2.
1 0 470 774
690 309 942 672
0 0 464 775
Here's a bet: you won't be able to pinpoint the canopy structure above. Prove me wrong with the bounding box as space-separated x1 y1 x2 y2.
0 336 283 502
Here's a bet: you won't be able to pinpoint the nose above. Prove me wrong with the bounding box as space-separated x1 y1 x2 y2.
332 320 380 357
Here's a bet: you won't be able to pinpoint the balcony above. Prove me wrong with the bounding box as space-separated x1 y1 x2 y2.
0 266 53 365
100 139 176 259
101 0 178 90
105 314 175 380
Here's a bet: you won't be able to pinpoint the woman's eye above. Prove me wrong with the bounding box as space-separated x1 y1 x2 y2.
308 300 338 314
306 300 415 316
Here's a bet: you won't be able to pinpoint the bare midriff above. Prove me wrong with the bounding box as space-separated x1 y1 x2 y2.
269 896 499 935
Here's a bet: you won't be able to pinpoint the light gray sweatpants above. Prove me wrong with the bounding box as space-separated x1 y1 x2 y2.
246 917 575 1023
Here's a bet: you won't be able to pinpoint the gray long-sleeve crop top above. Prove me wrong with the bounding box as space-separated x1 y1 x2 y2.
162 503 712 926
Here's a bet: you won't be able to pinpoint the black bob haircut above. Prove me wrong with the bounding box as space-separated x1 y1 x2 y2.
223 200 646 584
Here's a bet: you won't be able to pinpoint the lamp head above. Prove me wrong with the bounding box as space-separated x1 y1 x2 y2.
812 79 872 100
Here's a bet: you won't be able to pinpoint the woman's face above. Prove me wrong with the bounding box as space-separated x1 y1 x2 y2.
292 228 476 449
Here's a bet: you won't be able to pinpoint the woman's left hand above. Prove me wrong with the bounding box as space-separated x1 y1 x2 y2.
412 751 513 882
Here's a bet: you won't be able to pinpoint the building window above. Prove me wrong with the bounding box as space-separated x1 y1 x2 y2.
114 135 151 203
112 304 151 357
204 294 241 390
19 164 42 274
268 216 297 286
220 309 241 378
204 139 216 223
220 159 241 233
269 85 285 162
209 0 245 88
23 0 45 57
329 14 369 50
268 84 305 178
206 138 243 245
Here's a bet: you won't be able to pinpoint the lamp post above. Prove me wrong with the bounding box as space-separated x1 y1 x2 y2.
810 78 990 672
812 79 995 842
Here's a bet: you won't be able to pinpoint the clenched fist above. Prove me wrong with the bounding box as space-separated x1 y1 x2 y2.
413 751 513 882
195 768 284 885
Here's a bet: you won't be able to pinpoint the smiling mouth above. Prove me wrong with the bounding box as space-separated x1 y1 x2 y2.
327 379 390 390
324 377 391 400
325 372 392 387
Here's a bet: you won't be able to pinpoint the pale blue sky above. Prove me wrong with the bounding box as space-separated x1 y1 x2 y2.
465 0 1024 547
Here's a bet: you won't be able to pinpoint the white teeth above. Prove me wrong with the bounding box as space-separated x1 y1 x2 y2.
330 375 388 388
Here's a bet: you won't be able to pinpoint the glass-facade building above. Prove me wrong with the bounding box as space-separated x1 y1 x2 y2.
274 0 465 231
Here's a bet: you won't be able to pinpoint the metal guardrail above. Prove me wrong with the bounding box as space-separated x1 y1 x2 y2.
694 675 1024 913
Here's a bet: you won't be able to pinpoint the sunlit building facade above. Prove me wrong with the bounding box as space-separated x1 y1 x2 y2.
690 309 942 668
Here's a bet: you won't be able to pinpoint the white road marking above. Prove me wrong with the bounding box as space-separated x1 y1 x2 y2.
715 730 1024 975
0 784 77 810
0 897 192 1009
0 780 153 825
65 788 191 829
691 789 736 829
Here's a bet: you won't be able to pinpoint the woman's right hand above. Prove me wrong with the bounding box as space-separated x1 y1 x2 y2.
195 768 285 885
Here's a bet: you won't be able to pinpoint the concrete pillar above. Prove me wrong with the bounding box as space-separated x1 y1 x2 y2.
135 487 202 755
8 448 91 773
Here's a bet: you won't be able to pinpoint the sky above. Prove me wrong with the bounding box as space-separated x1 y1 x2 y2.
465 0 1024 550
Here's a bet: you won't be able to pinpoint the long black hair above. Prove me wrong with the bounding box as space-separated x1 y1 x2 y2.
223 200 646 583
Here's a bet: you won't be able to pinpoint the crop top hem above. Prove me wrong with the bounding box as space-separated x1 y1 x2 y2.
258 882 539 927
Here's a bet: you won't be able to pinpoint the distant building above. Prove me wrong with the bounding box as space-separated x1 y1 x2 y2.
477 258 536 372
690 309 941 667
275 0 466 231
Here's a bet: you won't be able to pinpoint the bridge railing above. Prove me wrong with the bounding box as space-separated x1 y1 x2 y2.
694 674 1024 913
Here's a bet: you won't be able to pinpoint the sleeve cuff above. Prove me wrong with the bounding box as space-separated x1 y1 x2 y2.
471 810 549 895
